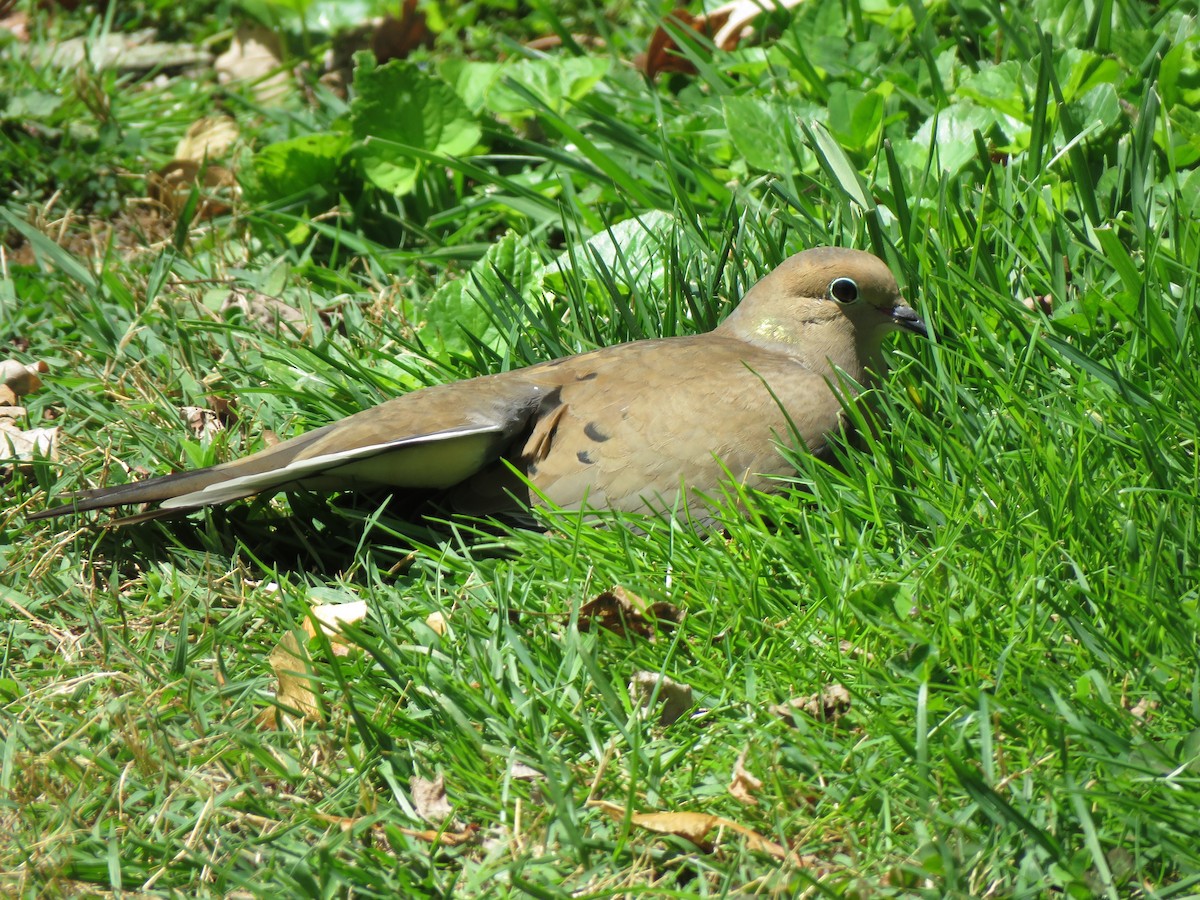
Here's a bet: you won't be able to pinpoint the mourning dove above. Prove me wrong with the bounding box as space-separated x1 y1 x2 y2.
30 247 927 525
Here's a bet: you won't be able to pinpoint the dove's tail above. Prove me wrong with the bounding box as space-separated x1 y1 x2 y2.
27 463 260 523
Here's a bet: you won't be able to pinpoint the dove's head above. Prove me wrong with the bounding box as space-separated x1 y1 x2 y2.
717 247 928 380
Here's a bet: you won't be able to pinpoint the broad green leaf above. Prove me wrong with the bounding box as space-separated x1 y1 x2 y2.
542 210 676 290
826 85 886 154
440 60 500 115
244 131 352 204
1159 39 1200 109
444 56 610 121
1156 103 1200 169
959 62 1029 120
721 95 826 173
1067 84 1122 142
416 232 545 357
1055 48 1122 102
900 104 999 176
351 55 481 196
0 89 62 121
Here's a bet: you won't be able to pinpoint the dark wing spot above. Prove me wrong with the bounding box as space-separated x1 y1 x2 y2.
575 371 599 381
583 421 610 442
577 450 595 465
528 462 539 475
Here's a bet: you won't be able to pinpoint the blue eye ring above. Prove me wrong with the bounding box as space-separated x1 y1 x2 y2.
828 277 859 303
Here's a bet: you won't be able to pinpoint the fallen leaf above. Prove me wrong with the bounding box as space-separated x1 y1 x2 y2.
589 800 788 859
728 749 763 806
314 812 479 846
1128 697 1158 722
577 585 682 640
640 0 805 79
0 420 57 463
411 774 453 824
424 610 448 635
772 683 851 726
0 7 29 43
215 25 291 104
524 33 607 52
221 288 309 335
0 359 46 396
267 629 322 726
147 160 238 221
629 671 693 726
182 406 224 440
1021 294 1054 315
371 0 433 63
396 824 478 846
0 361 56 466
304 600 369 657
509 761 543 781
175 115 240 163
30 29 210 72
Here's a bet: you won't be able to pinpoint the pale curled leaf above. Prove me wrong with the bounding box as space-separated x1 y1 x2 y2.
175 115 240 162
182 406 224 440
267 629 322 725
772 683 851 726
424 610 448 635
728 749 763 806
0 421 57 463
589 800 788 859
629 671 693 726
215 26 291 104
304 600 369 657
314 812 478 846
0 359 47 400
221 289 309 336
411 774 453 824
578 585 682 641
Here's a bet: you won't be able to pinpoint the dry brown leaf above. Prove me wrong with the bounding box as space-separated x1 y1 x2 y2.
175 115 240 163
215 25 291 104
267 629 322 726
589 800 788 859
772 683 852 726
728 749 763 806
396 824 479 846
1021 294 1054 315
182 406 224 440
371 0 433 63
0 420 57 463
425 610 448 636
411 774 453 824
577 585 682 640
304 600 369 658
641 0 805 79
629 671 693 726
1128 696 1158 722
221 288 309 335
0 360 56 465
314 812 479 846
0 359 47 401
147 160 238 221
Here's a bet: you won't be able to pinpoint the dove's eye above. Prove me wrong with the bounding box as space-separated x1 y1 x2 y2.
828 277 859 303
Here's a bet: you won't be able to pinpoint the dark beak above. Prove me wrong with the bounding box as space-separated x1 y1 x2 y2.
891 303 929 339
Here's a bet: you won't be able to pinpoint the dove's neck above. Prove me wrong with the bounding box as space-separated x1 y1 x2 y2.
716 305 882 385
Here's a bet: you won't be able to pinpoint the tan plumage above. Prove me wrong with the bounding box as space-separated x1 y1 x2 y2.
30 247 927 525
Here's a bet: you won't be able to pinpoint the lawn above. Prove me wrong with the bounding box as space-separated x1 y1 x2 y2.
2 0 1199 896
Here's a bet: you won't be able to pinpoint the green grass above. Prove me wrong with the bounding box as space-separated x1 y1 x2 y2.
2 0 1199 896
